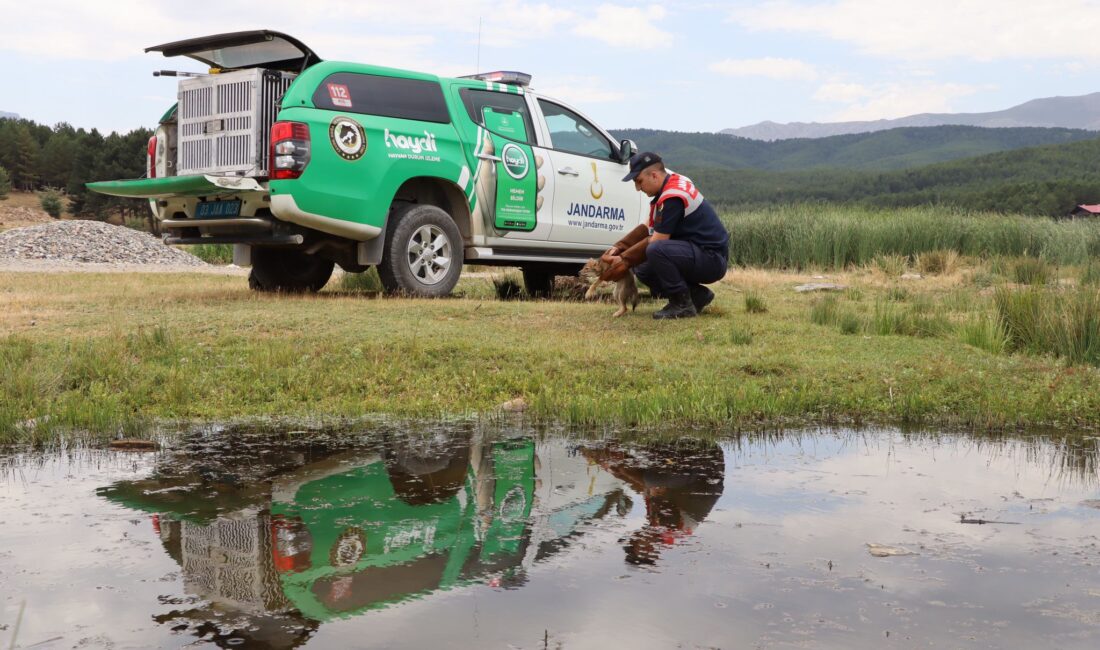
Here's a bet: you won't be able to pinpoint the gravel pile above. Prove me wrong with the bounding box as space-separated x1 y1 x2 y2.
0 220 207 266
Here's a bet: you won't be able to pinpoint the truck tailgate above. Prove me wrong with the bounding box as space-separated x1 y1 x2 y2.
87 175 265 199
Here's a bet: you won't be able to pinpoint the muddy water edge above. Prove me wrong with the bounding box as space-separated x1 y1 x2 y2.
3 424 1100 649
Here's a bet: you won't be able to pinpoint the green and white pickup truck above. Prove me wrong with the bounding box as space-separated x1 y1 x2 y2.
89 30 646 296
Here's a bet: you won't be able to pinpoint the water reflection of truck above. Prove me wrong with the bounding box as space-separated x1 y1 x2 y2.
99 433 630 642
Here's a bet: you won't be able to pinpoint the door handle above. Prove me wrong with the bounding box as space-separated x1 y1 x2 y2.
558 167 580 176
477 153 502 162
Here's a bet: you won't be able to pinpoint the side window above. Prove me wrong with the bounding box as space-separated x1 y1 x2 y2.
459 89 534 143
537 99 613 160
312 73 450 123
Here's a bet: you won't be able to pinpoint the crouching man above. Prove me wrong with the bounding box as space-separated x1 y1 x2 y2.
604 152 730 319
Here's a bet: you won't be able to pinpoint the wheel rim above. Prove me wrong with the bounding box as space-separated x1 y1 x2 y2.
406 224 452 285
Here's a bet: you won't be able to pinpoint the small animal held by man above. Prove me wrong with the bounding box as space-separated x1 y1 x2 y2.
580 257 640 317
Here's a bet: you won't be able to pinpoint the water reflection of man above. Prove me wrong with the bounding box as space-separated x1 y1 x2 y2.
580 441 725 565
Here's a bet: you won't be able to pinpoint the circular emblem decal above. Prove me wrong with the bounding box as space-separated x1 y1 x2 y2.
500 143 529 180
329 117 366 161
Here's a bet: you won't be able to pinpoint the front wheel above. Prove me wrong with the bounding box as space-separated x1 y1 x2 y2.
378 204 463 297
248 248 334 293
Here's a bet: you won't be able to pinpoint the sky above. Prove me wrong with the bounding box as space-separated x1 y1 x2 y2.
1 0 1099 135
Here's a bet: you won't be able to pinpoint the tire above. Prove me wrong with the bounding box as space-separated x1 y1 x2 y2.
247 247 334 293
522 263 583 299
378 204 463 297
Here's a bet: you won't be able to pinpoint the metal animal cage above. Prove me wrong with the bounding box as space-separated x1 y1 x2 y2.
176 68 296 177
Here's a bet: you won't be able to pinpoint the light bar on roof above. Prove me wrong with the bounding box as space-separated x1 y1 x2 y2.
461 71 532 87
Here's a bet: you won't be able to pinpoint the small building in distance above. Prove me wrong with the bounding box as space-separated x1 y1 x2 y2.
1068 204 1100 220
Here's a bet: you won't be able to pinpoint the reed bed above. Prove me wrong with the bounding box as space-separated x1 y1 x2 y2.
995 287 1100 366
722 205 1100 269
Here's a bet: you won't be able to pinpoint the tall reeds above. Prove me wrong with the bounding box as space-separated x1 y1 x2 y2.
723 205 1100 269
995 287 1100 365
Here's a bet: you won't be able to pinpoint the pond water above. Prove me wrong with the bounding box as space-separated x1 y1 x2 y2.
3 426 1100 649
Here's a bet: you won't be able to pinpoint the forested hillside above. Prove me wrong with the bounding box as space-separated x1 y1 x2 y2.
680 136 1100 215
0 118 149 216
612 125 1095 172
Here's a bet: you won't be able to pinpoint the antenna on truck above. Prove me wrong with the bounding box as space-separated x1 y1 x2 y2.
476 17 482 74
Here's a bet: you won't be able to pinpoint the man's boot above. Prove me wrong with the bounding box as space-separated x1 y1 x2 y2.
653 292 697 319
689 285 714 313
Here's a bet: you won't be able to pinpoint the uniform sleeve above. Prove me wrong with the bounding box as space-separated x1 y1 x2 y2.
653 197 685 236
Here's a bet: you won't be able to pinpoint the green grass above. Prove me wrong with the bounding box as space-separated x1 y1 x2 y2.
339 268 384 293
4 265 1100 445
1012 257 1054 285
721 205 1100 270
996 286 1100 366
744 290 768 314
959 314 1010 355
181 243 234 265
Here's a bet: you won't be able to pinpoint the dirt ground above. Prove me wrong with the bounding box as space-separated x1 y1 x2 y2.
0 191 56 231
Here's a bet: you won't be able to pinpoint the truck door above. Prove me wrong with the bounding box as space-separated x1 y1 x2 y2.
533 98 643 246
457 88 549 241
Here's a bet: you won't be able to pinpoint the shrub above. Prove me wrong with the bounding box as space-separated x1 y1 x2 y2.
744 290 768 314
0 166 10 200
38 188 64 219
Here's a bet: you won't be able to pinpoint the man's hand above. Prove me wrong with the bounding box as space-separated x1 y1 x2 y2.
601 247 622 265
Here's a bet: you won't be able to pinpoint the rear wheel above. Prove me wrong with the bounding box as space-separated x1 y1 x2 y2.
248 248 334 293
378 204 463 297
521 263 583 299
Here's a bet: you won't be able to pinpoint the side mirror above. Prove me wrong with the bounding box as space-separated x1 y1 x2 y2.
618 139 636 164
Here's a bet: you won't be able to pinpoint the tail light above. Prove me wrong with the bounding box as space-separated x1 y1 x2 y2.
270 121 311 180
270 515 313 573
147 136 158 179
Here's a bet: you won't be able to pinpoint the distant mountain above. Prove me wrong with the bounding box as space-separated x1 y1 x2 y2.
611 125 1097 172
0 111 19 120
677 136 1100 217
723 92 1100 141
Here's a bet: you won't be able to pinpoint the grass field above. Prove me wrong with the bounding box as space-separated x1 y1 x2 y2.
4 258 1100 445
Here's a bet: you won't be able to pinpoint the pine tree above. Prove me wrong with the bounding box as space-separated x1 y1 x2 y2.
0 166 11 200
10 125 40 190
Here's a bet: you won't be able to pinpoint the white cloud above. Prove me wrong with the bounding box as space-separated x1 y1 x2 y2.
812 82 872 103
710 57 818 81
534 75 628 105
0 1 176 60
730 0 1100 62
0 1 577 61
815 81 983 121
573 5 670 47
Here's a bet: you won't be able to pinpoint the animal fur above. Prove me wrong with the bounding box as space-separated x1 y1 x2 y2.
581 258 640 317
580 225 652 317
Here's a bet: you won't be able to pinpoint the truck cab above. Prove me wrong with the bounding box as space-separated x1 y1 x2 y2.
89 30 644 296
